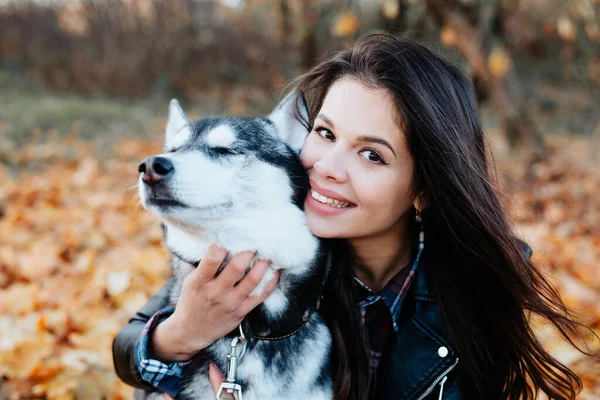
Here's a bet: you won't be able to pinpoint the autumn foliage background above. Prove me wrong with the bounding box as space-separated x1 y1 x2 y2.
0 0 599 398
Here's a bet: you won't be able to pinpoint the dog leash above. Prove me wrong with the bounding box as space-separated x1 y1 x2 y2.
216 324 247 400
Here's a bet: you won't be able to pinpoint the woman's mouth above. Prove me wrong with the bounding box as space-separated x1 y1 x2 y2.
306 182 356 216
310 189 351 208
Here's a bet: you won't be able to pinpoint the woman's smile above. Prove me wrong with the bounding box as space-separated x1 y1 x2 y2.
306 178 357 216
306 189 356 216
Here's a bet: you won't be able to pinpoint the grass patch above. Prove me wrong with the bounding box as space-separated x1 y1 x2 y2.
0 69 170 143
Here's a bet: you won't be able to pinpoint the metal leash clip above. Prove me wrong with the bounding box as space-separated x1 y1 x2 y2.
216 325 247 400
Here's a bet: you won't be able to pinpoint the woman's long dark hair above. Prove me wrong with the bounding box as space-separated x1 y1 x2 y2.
292 34 589 400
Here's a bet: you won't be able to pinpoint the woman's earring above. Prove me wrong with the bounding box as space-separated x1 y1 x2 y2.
415 208 422 222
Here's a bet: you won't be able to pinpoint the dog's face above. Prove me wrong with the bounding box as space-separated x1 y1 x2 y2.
138 92 310 234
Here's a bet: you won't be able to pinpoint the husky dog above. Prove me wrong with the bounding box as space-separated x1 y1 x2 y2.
138 92 333 400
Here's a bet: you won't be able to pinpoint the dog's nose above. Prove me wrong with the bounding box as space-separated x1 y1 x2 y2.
138 156 174 184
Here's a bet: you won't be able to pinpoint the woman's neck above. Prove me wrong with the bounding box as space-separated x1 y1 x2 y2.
348 216 413 292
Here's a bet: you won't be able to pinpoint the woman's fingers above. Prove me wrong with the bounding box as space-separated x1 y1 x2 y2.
192 246 228 283
239 269 280 316
215 251 256 288
234 259 271 298
188 247 278 319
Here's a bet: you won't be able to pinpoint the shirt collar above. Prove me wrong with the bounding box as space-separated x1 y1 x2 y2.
353 232 424 331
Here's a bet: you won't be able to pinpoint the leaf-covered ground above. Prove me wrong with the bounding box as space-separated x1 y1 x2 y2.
0 119 598 398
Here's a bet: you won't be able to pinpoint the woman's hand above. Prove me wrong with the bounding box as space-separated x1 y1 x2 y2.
151 246 279 362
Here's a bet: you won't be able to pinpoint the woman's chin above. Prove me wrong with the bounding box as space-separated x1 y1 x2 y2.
307 217 348 239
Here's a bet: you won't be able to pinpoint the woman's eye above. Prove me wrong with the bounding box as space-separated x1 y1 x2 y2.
360 149 386 165
314 126 335 141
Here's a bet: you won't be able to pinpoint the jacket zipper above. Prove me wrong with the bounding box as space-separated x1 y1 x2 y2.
415 357 459 400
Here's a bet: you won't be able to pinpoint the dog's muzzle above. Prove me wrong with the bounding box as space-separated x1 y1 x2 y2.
138 156 174 185
139 156 184 207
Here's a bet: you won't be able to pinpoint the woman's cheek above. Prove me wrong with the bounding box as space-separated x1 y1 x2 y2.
300 135 318 169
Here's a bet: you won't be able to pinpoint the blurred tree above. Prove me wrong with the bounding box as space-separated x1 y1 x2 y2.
381 0 428 36
424 0 547 156
300 0 319 71
279 0 293 49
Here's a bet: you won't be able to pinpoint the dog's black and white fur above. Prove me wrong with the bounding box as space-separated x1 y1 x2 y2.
138 92 333 400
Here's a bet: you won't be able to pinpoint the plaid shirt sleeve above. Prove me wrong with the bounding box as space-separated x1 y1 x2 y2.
134 307 190 398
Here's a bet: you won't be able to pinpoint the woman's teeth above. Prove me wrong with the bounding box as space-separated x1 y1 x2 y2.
311 189 350 208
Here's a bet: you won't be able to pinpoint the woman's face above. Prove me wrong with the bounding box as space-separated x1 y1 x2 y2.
300 77 417 240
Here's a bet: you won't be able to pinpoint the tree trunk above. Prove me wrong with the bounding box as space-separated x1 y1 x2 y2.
299 0 318 71
279 0 292 48
381 0 406 33
381 0 428 36
425 0 546 158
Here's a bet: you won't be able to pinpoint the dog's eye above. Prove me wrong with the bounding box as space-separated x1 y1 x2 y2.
214 147 238 156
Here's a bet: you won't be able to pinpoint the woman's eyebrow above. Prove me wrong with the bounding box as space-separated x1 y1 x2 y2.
356 135 397 157
315 113 335 128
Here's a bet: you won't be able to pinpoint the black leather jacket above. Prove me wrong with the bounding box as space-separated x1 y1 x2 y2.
112 260 464 399
374 261 462 399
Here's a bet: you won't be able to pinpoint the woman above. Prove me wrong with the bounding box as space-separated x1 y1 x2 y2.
113 34 586 399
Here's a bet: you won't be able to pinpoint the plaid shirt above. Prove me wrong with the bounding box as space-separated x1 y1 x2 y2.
134 307 187 398
355 235 424 371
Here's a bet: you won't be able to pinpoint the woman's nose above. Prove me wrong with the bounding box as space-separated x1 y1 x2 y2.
313 152 348 183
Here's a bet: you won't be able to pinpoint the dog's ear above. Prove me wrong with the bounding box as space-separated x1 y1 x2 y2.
165 99 191 150
268 89 310 154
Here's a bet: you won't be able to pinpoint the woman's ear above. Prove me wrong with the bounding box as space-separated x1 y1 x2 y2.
413 198 421 211
413 194 427 210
